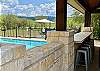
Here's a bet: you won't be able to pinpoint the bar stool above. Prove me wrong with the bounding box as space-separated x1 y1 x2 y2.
81 47 90 64
75 48 89 71
83 44 92 63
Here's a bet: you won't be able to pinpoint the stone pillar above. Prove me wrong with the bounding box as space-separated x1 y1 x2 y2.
47 30 74 71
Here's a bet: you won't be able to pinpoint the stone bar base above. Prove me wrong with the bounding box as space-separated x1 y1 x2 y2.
0 30 74 71
24 42 64 71
0 44 26 71
0 42 64 71
47 30 74 71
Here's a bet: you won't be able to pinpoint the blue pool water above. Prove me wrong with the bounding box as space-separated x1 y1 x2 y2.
0 38 48 49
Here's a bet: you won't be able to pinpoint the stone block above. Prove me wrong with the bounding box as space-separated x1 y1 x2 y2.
16 57 25 71
64 42 74 54
47 31 60 37
0 46 14 65
40 59 47 71
13 45 26 59
59 36 74 45
47 31 74 37
0 57 24 71
9 61 17 71
0 44 26 60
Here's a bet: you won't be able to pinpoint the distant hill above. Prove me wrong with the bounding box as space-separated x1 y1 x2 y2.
17 16 36 20
35 16 48 20
35 16 55 21
47 16 55 21
17 16 56 21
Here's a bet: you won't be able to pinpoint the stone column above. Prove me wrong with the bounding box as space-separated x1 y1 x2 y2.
47 30 74 71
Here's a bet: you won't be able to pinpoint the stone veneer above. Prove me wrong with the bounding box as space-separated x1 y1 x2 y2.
24 42 64 71
0 30 74 71
47 30 74 71
0 42 64 71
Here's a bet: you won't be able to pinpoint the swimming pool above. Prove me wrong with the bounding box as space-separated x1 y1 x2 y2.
0 38 48 49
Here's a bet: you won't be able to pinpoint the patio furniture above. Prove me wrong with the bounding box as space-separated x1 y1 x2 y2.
74 32 92 70
81 46 91 64
75 47 89 71
74 32 92 55
83 43 92 63
74 32 92 57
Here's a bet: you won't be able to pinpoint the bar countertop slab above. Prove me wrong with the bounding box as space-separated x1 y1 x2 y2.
74 32 92 43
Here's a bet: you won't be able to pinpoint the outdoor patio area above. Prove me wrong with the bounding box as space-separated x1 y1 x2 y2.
1 0 100 71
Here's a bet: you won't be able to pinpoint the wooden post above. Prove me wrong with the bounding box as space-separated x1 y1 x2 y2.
56 0 67 31
85 11 91 27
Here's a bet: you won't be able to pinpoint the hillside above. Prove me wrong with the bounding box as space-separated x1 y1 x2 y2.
18 16 56 21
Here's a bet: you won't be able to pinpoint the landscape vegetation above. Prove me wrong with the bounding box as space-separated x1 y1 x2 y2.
0 4 100 39
67 9 100 39
0 14 56 38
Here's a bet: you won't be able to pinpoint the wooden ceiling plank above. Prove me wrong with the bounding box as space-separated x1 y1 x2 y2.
77 0 100 13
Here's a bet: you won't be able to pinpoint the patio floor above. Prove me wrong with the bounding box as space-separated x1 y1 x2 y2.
76 47 100 71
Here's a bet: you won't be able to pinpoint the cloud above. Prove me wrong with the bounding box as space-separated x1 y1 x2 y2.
0 1 56 17
1 4 10 10
28 4 33 8
0 0 18 4
34 2 56 16
17 13 27 16
31 3 55 16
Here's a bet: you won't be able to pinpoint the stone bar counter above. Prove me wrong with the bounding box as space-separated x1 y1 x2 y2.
0 30 75 71
0 44 26 71
47 30 74 71
0 42 64 71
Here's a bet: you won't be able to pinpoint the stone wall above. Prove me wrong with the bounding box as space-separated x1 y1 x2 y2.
0 44 26 71
47 31 74 71
0 42 64 71
24 42 64 71
0 30 74 71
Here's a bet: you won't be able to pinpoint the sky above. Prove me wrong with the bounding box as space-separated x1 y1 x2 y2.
0 0 73 17
19 0 54 5
67 4 74 17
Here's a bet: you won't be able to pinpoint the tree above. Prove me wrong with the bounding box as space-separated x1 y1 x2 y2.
92 14 100 39
0 14 17 29
67 9 84 29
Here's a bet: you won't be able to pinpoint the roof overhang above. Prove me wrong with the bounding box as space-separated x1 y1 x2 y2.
67 0 85 14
